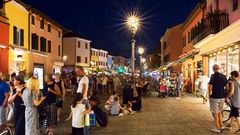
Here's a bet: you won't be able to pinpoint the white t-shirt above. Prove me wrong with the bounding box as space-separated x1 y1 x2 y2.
199 75 209 90
71 103 85 128
77 75 89 99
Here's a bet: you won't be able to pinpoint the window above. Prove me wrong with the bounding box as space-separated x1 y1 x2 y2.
58 45 61 56
77 56 81 63
31 15 35 25
31 33 38 50
78 41 81 48
48 40 51 53
40 19 44 29
85 43 88 49
85 57 88 63
163 42 167 50
188 31 191 43
13 26 24 46
232 0 238 11
58 31 61 38
48 24 51 33
183 35 186 47
40 37 46 52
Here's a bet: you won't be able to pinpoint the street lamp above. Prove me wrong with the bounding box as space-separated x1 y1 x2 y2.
126 14 140 88
138 47 144 78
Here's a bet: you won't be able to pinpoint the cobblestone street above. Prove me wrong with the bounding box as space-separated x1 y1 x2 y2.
54 92 238 135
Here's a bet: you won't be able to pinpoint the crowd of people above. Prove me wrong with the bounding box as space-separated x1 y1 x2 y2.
2 63 240 134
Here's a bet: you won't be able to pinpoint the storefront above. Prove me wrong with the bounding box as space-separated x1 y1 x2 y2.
195 19 240 77
208 45 239 77
9 48 29 75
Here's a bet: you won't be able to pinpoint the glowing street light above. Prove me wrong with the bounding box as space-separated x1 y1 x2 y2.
125 13 141 87
141 58 146 63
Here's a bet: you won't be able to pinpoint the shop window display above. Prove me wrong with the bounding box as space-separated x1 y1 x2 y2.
228 48 239 75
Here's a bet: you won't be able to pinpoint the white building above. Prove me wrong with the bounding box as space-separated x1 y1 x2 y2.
63 32 91 72
98 49 108 70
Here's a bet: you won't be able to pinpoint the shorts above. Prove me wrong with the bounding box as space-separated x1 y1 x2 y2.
209 98 225 113
200 89 207 96
72 126 84 135
230 105 239 118
0 106 7 125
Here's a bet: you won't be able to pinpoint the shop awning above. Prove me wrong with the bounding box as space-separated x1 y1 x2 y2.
178 49 199 62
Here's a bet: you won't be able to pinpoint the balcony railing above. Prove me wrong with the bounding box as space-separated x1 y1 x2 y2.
191 12 229 45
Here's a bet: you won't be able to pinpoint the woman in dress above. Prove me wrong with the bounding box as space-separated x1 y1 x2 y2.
54 73 66 122
8 76 26 135
42 75 61 135
22 77 46 135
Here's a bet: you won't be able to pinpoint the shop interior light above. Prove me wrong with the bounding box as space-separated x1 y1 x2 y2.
234 45 239 49
222 49 226 53
210 54 212 57
217 51 221 54
228 48 232 52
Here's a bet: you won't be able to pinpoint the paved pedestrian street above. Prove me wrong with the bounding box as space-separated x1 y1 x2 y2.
54 93 238 135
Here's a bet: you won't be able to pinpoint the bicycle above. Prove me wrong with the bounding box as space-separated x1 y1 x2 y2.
0 127 13 135
222 99 231 123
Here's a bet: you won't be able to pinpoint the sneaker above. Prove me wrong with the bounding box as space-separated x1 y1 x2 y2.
225 124 232 130
211 128 221 133
235 129 240 134
220 126 226 130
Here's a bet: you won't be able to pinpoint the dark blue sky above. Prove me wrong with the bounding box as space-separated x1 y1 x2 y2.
23 0 198 58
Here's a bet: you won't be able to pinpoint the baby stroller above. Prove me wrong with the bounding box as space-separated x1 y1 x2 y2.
159 85 168 98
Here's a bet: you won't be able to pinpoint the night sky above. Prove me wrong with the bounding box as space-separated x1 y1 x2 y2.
22 0 198 58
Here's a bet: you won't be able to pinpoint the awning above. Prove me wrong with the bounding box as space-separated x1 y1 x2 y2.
178 49 199 62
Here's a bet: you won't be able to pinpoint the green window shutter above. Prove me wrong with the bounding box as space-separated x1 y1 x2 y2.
20 29 24 46
13 26 17 45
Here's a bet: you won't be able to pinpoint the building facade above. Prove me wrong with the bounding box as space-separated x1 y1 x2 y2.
0 11 9 73
107 54 113 71
98 49 108 70
195 0 240 77
160 24 183 74
28 7 64 80
179 3 203 92
5 0 30 75
63 33 91 72
90 48 99 70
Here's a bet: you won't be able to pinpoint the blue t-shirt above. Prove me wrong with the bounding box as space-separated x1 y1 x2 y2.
0 80 10 106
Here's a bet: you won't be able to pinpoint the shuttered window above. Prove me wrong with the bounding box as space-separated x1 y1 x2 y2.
40 37 46 52
31 33 39 50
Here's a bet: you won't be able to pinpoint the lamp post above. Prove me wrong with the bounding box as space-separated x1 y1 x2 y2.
126 15 140 88
138 47 144 78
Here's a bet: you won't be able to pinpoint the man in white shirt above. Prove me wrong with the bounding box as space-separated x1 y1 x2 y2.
75 66 89 100
198 72 209 104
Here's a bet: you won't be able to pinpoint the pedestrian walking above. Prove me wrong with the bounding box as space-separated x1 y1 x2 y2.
176 73 182 99
208 64 228 133
76 66 89 100
225 71 240 133
198 72 209 104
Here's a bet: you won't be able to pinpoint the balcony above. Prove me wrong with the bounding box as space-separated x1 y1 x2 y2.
191 11 229 45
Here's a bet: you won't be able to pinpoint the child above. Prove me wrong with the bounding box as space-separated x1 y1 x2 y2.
109 96 121 115
65 93 91 135
105 91 117 111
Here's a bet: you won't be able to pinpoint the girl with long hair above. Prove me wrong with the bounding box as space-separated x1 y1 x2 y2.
65 93 91 135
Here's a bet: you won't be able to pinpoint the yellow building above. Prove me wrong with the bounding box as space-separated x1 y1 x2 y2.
90 48 99 70
4 0 30 74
